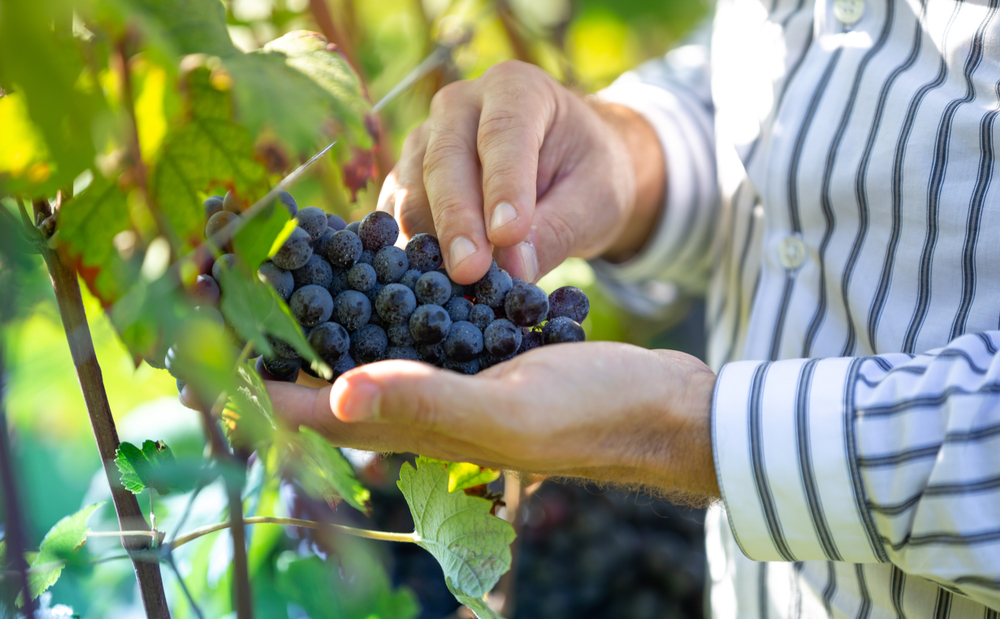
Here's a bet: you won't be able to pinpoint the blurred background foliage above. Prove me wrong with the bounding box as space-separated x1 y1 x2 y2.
1 0 708 616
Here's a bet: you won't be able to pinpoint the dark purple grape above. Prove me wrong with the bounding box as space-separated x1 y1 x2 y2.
387 321 415 347
313 228 335 257
365 282 385 306
399 269 421 290
330 354 356 382
192 305 225 330
443 357 480 375
205 211 240 239
405 233 443 273
357 249 375 266
204 195 224 218
386 346 419 361
444 321 483 362
345 221 360 234
375 283 417 324
357 211 399 252
328 267 350 297
191 274 220 306
504 283 549 327
258 261 294 301
445 296 473 323
469 304 495 331
223 190 242 213
327 213 346 231
290 285 334 327
296 206 328 241
409 304 452 344
326 230 363 268
350 324 388 364
450 279 468 299
268 335 300 360
474 262 512 308
261 355 301 382
212 254 237 283
415 271 451 306
511 276 527 289
292 254 334 289
272 227 314 271
518 329 543 354
332 290 372 332
416 342 447 365
484 318 522 358
542 316 585 344
548 286 590 324
347 263 377 292
254 356 279 381
309 322 350 365
277 190 298 217
374 246 408 284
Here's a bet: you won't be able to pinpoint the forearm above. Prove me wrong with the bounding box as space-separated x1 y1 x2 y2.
589 101 667 263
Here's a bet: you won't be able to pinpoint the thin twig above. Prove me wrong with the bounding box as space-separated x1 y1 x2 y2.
169 516 417 549
164 555 206 619
0 341 37 618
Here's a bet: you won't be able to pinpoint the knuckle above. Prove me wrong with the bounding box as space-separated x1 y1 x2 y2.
423 134 473 175
429 82 468 116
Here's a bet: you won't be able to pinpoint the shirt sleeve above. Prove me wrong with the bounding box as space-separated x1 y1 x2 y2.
712 331 1000 611
589 20 720 318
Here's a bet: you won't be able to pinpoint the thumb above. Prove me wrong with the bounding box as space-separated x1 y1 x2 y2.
330 360 493 434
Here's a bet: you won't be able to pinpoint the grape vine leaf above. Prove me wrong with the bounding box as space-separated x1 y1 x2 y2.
55 175 136 308
148 66 270 251
284 427 371 514
27 502 104 600
114 440 177 495
232 200 292 271
226 362 279 449
216 267 328 376
397 458 515 618
424 459 501 493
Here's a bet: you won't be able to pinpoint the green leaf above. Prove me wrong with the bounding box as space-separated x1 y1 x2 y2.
275 545 419 619
216 267 328 376
446 585 504 619
232 198 291 271
397 458 516 615
148 66 270 251
284 427 371 514
114 440 178 495
27 503 104 600
424 460 502 493
55 176 137 308
227 362 279 449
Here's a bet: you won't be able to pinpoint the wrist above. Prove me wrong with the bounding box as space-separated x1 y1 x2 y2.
589 100 667 263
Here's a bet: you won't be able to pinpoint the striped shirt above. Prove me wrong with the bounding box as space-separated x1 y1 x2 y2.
593 0 1000 616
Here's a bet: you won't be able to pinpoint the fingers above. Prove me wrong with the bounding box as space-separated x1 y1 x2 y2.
476 62 554 250
422 84 494 285
393 126 436 239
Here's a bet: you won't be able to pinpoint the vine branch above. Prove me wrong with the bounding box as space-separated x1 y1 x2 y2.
39 243 171 618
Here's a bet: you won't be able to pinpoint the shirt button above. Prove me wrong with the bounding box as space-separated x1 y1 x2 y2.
833 0 864 24
777 235 807 270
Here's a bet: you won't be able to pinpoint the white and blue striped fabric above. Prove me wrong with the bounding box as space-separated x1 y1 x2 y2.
594 0 1000 616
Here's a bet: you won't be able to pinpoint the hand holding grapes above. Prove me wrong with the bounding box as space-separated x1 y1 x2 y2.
269 341 721 503
379 60 667 285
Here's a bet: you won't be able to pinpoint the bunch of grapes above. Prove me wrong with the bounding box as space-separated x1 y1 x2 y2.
159 188 590 400
251 196 589 383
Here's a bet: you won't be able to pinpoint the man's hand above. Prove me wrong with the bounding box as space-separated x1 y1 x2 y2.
379 60 666 285
269 343 720 504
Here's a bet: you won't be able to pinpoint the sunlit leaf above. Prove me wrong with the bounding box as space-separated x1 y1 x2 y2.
227 362 279 449
148 66 270 251
55 175 136 308
0 92 51 192
397 458 515 616
232 199 291 271
27 503 104 600
424 459 501 493
284 427 371 514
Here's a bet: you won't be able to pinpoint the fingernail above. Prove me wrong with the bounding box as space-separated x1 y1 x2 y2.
519 241 539 282
449 236 477 269
340 379 381 422
490 201 518 232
